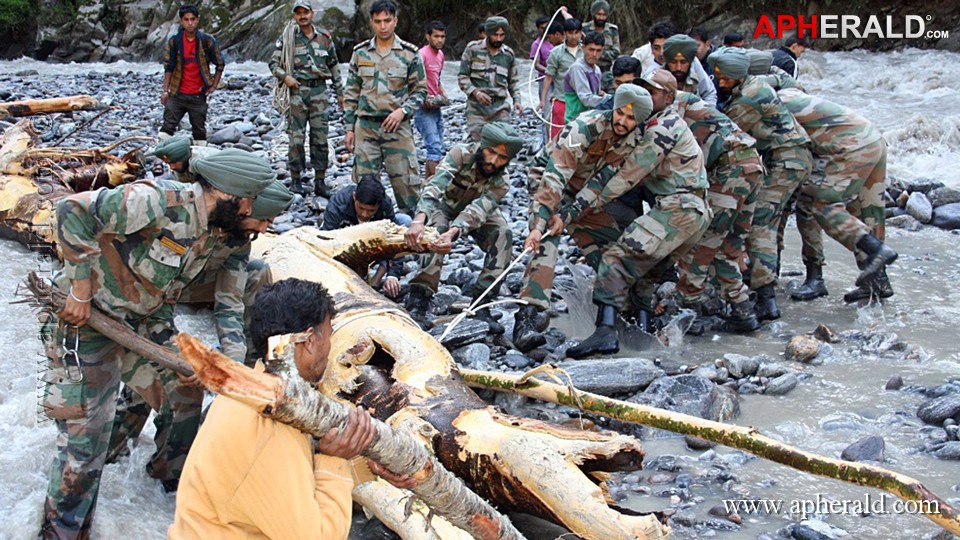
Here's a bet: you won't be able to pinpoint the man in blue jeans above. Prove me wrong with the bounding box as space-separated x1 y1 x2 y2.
414 20 448 178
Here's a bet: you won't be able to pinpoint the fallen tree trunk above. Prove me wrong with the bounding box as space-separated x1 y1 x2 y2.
459 368 960 536
0 95 101 120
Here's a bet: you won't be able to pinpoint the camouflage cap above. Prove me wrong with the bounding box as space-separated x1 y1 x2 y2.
747 49 774 75
480 121 524 158
191 149 276 199
250 180 296 220
640 68 678 94
613 83 654 123
484 16 509 34
151 136 191 163
292 0 312 12
591 0 610 16
711 47 750 79
663 34 698 63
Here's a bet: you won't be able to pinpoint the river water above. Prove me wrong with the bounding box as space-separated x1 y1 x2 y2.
1 48 959 539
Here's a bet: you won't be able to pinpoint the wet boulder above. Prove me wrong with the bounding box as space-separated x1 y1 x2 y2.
765 373 800 396
786 335 820 363
208 125 244 145
932 203 960 230
902 177 944 194
886 214 923 231
905 192 933 223
722 353 760 379
841 435 885 462
932 441 960 460
927 186 960 208
554 357 664 396
917 394 960 425
429 319 489 348
626 374 740 438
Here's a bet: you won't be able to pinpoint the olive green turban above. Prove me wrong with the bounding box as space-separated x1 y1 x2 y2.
591 0 610 16
663 34 698 64
152 136 191 164
613 84 654 124
484 16 509 34
250 180 295 220
747 49 774 75
480 121 524 158
711 47 750 80
191 148 276 199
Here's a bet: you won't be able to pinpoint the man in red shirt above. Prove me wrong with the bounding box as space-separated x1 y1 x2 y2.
160 4 225 144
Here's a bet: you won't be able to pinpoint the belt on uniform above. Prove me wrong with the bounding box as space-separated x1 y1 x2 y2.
360 115 391 122
674 188 707 198
297 79 327 88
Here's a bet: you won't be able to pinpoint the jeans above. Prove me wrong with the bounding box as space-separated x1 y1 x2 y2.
414 107 445 162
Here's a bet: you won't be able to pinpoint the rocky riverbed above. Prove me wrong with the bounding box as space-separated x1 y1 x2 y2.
1 50 960 539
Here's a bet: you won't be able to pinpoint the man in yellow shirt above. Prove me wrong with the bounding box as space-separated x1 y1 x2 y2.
169 278 406 538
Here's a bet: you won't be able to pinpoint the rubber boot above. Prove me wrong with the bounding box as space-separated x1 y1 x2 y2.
513 305 546 352
843 267 895 303
790 263 828 301
854 234 898 287
566 304 619 359
290 172 304 195
425 160 439 179
723 299 761 333
473 307 505 335
313 175 333 198
404 286 433 329
754 283 781 322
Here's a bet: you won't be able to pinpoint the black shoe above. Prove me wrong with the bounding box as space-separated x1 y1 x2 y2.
473 307 505 335
855 234 898 287
404 286 432 327
566 304 619 359
161 478 179 493
723 300 761 333
754 284 781 322
290 174 305 195
791 263 828 301
513 305 546 352
843 268 895 303
313 178 332 198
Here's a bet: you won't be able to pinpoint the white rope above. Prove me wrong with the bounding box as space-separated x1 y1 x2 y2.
528 8 568 130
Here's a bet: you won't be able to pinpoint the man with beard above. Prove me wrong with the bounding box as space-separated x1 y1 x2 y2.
583 0 620 91
404 122 524 331
38 149 274 538
513 85 655 352
459 16 523 141
659 34 717 107
150 136 195 182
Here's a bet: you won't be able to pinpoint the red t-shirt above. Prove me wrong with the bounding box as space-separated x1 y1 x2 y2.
179 35 204 95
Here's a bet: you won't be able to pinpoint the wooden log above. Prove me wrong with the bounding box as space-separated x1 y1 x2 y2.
0 95 101 120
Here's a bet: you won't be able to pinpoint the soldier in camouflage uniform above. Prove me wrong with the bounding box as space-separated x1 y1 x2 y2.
777 87 896 303
565 84 710 359
404 122 524 333
343 0 427 214
712 48 813 322
639 69 763 334
270 1 344 197
151 136 195 182
660 34 718 107
38 150 274 539
459 16 523 141
584 0 620 91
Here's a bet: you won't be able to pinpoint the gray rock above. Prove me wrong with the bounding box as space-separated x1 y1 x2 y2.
629 375 740 438
554 358 663 396
208 125 244 145
685 435 716 450
927 186 960 208
933 441 960 460
445 267 474 288
723 353 760 378
885 375 904 390
886 214 924 231
451 343 491 369
841 435 885 462
917 395 960 425
504 351 533 370
903 177 944 194
756 362 789 378
792 519 848 539
906 192 933 223
786 335 821 363
765 373 799 396
429 319 489 349
932 203 960 230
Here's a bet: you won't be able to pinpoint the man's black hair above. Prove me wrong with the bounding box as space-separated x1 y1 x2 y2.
478 22 486 35
612 55 640 77
251 278 337 359
723 31 744 46
355 174 386 206
583 31 605 47
178 4 199 18
687 26 710 43
564 18 582 32
648 21 677 44
425 20 446 34
369 0 396 17
546 22 564 36
784 35 811 48
535 15 550 28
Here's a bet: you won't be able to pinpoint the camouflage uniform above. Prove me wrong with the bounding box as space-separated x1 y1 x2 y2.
521 110 638 310
410 142 512 294
779 88 887 261
458 39 520 140
671 91 764 305
577 110 711 310
721 75 812 289
40 181 217 538
269 25 343 180
344 36 427 213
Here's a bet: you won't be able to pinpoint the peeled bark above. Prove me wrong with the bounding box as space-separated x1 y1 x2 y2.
0 95 101 120
460 368 960 537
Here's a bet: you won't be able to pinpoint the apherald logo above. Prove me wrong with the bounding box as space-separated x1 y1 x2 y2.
754 15 949 40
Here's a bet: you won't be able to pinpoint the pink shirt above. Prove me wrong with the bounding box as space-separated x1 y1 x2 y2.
419 45 444 97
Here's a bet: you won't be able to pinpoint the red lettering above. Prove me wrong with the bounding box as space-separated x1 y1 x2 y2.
797 15 818 39
777 15 796 39
753 15 776 39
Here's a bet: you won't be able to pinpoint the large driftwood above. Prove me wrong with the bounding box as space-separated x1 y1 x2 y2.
0 95 101 120
460 368 960 536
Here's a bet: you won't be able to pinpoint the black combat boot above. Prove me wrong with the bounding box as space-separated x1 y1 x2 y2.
723 299 761 333
472 307 505 335
566 303 620 359
289 172 304 195
513 305 546 352
404 286 433 329
313 176 333 198
843 267 895 303
754 283 781 322
854 234 898 287
790 263 829 301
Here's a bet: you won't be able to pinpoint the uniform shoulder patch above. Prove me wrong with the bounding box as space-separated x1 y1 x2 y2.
397 37 419 54
275 37 283 49
501 44 515 56
353 39 371 51
608 23 619 30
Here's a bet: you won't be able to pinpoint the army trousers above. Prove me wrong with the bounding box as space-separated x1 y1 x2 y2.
38 313 202 539
594 193 711 310
352 117 421 214
465 98 511 141
287 84 330 177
